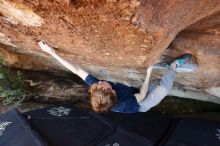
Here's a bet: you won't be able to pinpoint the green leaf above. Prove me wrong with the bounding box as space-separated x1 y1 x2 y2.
0 56 26 106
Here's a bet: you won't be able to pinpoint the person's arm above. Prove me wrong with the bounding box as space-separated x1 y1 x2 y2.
38 41 89 80
134 66 153 103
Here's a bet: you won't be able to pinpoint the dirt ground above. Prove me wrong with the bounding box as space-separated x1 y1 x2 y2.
0 68 219 115
1 96 220 117
151 96 220 115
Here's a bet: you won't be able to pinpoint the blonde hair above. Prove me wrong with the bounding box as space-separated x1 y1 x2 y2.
89 83 117 113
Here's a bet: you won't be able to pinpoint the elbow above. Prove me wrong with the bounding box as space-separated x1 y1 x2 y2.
135 93 145 103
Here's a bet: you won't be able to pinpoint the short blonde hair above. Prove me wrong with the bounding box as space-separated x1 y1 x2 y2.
89 83 117 113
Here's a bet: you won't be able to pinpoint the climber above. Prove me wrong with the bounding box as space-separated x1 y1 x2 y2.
38 41 192 113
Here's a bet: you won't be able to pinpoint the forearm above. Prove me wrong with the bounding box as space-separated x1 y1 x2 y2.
135 67 152 103
52 53 88 80
135 76 151 103
140 75 151 97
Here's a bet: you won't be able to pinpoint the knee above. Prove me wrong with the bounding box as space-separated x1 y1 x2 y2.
161 86 170 95
154 86 170 97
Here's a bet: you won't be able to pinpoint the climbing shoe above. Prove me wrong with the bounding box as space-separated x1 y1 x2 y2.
173 53 192 67
153 53 197 72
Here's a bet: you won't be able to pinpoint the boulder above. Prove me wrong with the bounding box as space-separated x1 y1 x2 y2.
0 0 220 103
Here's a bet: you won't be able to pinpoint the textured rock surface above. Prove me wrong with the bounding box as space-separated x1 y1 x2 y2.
0 0 220 103
167 11 220 103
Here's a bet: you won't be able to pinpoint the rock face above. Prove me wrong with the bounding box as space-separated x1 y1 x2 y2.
168 11 220 103
0 0 220 103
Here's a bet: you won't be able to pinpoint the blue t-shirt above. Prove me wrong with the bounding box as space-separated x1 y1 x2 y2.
85 74 140 113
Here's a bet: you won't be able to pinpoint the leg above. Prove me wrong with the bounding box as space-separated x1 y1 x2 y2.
138 69 176 112
138 53 192 112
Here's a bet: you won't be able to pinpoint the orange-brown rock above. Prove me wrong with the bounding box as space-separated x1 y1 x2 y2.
0 0 220 103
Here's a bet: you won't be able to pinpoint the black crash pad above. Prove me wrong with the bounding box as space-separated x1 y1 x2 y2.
164 118 220 146
2 104 220 146
0 109 47 146
24 105 113 146
23 104 172 146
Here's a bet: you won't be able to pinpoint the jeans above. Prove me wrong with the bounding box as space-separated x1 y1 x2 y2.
138 70 176 112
